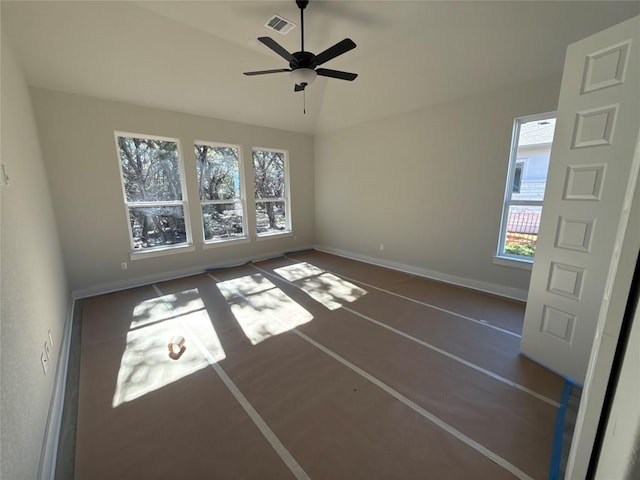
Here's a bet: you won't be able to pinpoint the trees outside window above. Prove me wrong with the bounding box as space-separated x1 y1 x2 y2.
116 134 190 251
252 149 290 236
195 142 247 242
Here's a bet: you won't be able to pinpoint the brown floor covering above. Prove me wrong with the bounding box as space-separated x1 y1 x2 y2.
75 251 564 479
287 251 527 334
263 254 563 401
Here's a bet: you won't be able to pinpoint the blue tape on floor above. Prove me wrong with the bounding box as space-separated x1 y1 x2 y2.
549 379 574 480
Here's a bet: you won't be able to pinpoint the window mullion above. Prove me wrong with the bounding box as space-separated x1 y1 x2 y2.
201 198 241 206
505 200 543 208
256 197 285 202
126 200 185 208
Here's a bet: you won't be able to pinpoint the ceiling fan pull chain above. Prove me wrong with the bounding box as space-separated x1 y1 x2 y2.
303 88 307 114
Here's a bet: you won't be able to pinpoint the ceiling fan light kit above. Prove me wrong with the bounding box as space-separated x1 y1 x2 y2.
244 0 358 96
290 68 317 86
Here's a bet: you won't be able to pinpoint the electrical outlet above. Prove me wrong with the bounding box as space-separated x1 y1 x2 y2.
121 262 128 270
41 331 54 374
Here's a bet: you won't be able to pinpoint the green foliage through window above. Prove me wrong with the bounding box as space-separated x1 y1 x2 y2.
117 135 188 250
504 242 536 257
118 137 182 202
195 143 245 241
253 149 288 235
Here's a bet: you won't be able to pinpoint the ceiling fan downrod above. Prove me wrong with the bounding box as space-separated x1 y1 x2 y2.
297 0 308 52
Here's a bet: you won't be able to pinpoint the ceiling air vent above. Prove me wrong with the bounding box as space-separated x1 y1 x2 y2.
265 14 296 35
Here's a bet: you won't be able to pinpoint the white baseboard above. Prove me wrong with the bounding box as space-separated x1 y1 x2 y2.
38 294 75 480
314 244 528 302
71 245 315 299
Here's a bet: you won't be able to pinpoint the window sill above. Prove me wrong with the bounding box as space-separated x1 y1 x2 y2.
492 255 533 271
256 231 292 241
130 244 195 261
203 237 250 249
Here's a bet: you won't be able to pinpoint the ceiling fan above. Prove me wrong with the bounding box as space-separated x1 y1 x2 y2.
243 0 358 93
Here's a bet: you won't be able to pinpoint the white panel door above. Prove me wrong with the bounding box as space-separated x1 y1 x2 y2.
520 15 640 384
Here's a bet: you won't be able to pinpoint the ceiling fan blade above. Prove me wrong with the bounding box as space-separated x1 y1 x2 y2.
294 83 307 92
243 69 291 76
314 38 356 66
257 37 295 64
316 68 358 81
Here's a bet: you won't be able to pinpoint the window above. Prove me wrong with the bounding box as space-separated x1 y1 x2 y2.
512 161 524 193
115 133 191 253
195 142 247 243
496 113 556 262
252 148 290 236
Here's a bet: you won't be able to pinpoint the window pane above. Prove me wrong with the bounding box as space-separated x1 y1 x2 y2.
202 203 244 241
256 201 287 234
128 206 187 249
511 118 555 202
195 144 240 201
253 150 285 200
502 205 542 257
117 137 183 202
512 162 523 193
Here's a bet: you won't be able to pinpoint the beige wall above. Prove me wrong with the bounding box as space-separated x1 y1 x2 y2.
0 33 70 479
314 75 562 298
30 89 315 294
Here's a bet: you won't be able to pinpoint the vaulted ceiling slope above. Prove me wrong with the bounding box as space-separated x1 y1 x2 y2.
3 1 638 134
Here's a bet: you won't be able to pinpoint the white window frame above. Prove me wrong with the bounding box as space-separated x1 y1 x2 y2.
494 112 555 269
252 147 292 239
114 131 194 260
195 140 250 248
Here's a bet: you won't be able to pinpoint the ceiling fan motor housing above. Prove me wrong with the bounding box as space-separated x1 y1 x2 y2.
291 51 317 70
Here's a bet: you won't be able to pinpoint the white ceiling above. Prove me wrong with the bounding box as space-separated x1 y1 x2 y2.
3 1 638 134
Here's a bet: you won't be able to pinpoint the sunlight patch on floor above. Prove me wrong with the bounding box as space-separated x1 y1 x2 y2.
217 274 313 345
274 262 367 310
112 288 225 407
